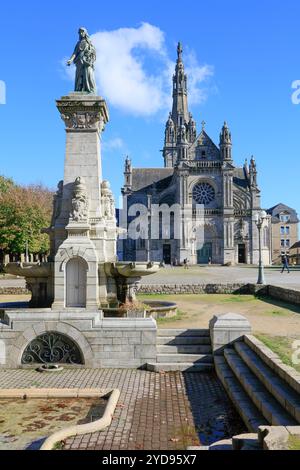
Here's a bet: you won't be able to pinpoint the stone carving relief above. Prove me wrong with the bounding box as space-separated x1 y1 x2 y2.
101 180 115 219
61 111 103 131
70 177 89 222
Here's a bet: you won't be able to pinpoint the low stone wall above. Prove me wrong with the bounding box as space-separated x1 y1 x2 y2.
139 283 249 295
267 285 300 306
0 287 29 295
0 310 157 369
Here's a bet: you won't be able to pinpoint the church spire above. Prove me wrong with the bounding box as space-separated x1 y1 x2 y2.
219 121 232 161
171 42 189 127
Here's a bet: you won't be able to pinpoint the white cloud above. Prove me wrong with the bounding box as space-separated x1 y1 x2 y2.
184 51 214 106
62 23 214 117
102 137 125 152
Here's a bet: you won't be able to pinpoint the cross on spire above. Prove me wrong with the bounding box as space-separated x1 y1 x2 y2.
201 120 206 130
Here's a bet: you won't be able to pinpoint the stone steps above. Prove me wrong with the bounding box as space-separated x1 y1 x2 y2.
234 341 300 423
147 362 213 372
224 348 297 426
157 328 210 337
157 344 212 354
156 336 211 345
214 356 268 432
147 328 213 372
188 433 262 451
156 353 213 363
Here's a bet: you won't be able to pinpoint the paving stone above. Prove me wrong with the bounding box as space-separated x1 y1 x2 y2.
0 368 245 450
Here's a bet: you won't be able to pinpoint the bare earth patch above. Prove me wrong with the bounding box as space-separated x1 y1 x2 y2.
139 293 300 337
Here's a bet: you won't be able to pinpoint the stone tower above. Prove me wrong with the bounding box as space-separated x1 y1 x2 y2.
163 43 197 167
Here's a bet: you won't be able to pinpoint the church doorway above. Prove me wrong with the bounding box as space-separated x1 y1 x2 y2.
238 244 246 264
197 242 212 264
66 257 87 307
163 244 171 264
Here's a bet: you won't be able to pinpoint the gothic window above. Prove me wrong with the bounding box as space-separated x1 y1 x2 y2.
193 182 215 205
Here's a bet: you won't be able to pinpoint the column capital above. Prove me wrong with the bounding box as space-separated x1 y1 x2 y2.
56 93 109 132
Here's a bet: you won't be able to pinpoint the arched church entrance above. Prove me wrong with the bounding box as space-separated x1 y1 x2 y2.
66 257 87 307
197 242 212 264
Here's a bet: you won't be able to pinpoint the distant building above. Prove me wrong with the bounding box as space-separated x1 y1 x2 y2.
118 43 271 265
267 203 299 263
289 241 300 265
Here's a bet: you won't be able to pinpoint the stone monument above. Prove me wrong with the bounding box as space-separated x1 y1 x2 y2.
2 29 159 369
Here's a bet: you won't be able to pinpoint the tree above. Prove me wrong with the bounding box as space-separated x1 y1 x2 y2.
0 176 53 256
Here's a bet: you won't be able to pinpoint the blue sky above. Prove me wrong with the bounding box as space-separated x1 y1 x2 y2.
0 0 300 216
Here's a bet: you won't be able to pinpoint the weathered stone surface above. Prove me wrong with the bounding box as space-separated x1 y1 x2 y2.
0 310 157 368
210 313 251 355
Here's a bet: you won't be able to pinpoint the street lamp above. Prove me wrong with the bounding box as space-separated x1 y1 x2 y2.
254 210 267 285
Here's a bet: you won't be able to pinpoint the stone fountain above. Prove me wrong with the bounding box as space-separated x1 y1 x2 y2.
1 28 159 369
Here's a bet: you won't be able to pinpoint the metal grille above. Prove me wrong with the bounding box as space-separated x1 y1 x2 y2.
21 332 83 365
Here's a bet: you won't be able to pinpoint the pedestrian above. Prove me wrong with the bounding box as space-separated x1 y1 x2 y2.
281 254 290 273
183 258 187 269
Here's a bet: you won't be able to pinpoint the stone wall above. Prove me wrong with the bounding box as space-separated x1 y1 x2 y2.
267 285 300 306
139 283 249 295
0 310 157 369
0 287 29 295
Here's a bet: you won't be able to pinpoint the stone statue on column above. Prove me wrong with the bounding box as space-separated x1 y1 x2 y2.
67 27 97 94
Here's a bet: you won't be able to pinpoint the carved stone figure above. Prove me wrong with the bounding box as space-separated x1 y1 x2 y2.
51 180 63 225
70 177 89 221
101 180 115 219
67 27 97 94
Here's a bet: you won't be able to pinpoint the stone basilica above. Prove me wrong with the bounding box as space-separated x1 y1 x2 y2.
119 43 271 265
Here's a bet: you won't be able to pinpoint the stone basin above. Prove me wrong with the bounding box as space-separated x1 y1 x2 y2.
4 262 51 278
105 261 160 278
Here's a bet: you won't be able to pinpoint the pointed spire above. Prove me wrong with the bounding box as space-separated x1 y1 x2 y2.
220 121 232 160
165 112 175 144
177 41 183 61
171 41 189 127
123 155 132 191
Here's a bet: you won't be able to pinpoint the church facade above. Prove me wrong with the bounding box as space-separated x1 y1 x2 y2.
119 43 271 265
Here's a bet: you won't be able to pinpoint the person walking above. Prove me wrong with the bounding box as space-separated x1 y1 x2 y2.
281 254 290 273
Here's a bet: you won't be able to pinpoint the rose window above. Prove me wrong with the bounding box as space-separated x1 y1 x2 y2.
193 183 215 205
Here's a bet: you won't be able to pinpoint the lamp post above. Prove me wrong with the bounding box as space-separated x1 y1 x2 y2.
255 210 267 285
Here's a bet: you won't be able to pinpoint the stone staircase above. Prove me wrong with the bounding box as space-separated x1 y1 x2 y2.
147 328 214 372
188 433 262 451
215 334 300 433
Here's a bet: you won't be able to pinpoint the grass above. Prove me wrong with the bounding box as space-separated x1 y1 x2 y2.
52 440 65 450
255 333 300 373
138 293 297 317
156 309 187 325
288 435 300 450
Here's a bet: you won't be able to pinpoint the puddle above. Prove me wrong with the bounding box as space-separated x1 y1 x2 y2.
0 396 107 450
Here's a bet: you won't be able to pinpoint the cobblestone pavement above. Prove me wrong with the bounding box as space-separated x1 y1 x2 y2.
0 369 245 450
